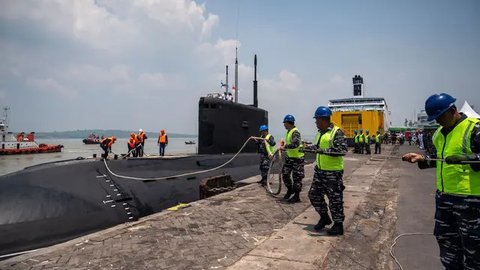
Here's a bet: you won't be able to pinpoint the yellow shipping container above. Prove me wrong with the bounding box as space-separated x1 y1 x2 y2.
331 110 385 139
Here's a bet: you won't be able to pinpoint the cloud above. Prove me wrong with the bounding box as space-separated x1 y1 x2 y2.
27 78 78 99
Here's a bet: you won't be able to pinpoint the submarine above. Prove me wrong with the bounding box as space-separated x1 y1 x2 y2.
0 55 269 257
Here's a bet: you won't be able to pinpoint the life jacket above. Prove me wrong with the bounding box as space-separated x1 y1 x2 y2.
433 117 480 195
128 134 137 148
137 132 145 143
314 126 344 171
285 127 304 159
158 132 167 144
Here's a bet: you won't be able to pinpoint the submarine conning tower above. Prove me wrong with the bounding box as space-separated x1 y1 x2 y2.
198 54 267 154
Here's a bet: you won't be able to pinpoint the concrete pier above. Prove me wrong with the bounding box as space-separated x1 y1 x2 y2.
1 144 441 270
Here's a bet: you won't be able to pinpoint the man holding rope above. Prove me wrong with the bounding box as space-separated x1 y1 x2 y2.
256 125 276 186
402 93 480 269
306 106 348 235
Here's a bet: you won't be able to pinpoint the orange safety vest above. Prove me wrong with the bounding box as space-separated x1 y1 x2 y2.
128 136 137 148
158 134 167 143
138 132 145 143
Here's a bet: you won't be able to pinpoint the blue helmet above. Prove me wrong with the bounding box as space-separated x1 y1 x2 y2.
354 130 358 134
425 93 456 121
359 129 363 132
365 130 369 134
259 125 268 132
283 114 295 123
313 106 332 118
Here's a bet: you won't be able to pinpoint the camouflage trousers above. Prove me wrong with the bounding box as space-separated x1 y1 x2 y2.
308 166 345 222
259 155 271 179
282 157 304 192
434 192 480 270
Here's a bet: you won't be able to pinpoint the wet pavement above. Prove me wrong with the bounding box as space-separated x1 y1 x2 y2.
0 144 443 270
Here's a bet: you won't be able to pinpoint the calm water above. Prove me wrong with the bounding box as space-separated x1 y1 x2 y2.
0 137 197 176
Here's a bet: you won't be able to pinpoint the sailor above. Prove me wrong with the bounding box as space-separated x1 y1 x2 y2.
306 106 348 235
374 130 382 154
364 130 371 155
402 93 480 269
358 129 364 154
158 130 168 156
279 114 304 203
100 136 116 158
257 125 276 186
137 129 148 157
127 132 138 157
353 130 359 153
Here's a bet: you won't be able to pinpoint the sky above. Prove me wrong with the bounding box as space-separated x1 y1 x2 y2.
0 0 479 136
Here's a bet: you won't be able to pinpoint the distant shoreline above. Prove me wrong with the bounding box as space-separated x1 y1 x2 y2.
30 130 196 139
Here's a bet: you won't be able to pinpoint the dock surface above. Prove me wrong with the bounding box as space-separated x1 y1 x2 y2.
1 145 441 270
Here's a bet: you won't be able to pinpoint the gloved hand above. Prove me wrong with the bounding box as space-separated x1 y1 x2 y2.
445 155 468 164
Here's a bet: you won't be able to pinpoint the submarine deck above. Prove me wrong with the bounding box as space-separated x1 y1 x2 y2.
1 144 441 270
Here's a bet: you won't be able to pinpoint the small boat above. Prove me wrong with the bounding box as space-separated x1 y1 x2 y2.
0 108 63 155
185 140 196 145
83 134 101 144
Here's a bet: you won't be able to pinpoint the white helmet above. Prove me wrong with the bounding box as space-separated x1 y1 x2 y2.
139 129 143 132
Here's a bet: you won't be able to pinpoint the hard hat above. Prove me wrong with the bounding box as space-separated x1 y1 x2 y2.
425 93 456 121
283 114 295 123
139 129 143 132
313 106 332 118
354 130 358 134
377 130 380 133
366 130 369 134
259 125 268 132
359 129 363 132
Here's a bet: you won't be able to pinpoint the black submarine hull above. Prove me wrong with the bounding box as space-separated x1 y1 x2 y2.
0 153 261 256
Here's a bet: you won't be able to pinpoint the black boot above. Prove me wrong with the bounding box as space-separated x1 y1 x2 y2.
257 176 267 186
326 222 344 236
282 189 294 200
286 192 301 203
313 214 332 231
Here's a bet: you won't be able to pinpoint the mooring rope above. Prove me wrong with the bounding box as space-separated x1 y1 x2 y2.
102 136 265 182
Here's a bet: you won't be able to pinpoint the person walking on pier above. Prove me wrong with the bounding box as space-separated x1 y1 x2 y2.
257 125 276 186
100 136 116 158
306 106 348 235
279 114 304 203
158 130 168 156
402 93 480 270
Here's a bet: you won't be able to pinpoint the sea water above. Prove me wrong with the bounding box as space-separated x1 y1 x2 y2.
0 137 197 176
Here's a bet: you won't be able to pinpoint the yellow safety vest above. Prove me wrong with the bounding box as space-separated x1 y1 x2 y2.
354 135 359 143
314 126 344 171
433 117 480 195
285 127 304 159
359 134 364 143
264 134 275 156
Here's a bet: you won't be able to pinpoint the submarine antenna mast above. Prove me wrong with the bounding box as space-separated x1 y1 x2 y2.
234 48 239 103
2 106 10 129
253 55 258 107
224 65 229 94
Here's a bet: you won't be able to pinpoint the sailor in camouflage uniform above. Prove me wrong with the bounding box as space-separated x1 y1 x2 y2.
257 125 276 186
403 93 480 269
306 106 348 235
280 114 304 203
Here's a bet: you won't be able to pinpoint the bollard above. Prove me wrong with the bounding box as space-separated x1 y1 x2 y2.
93 153 97 158
114 154 118 160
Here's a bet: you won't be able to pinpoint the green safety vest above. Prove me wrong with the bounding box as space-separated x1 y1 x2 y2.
375 136 380 143
264 134 275 156
365 135 370 144
314 126 344 171
285 127 304 158
433 117 480 195
359 134 364 143
354 135 359 143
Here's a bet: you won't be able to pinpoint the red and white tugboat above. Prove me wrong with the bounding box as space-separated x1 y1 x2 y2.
0 107 63 155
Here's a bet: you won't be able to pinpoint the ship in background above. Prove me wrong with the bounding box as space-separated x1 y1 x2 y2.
0 107 63 155
328 75 390 144
0 54 270 257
